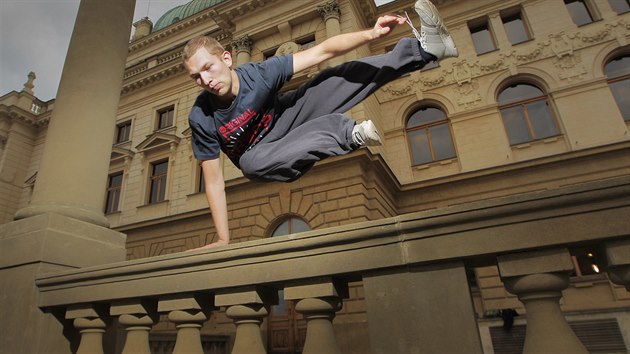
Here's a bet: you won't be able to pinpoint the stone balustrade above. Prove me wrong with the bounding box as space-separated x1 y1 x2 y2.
35 177 630 354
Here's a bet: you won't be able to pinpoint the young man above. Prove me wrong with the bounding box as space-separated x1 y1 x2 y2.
184 0 458 249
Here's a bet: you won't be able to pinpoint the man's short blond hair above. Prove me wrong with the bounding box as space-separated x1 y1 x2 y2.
182 36 225 62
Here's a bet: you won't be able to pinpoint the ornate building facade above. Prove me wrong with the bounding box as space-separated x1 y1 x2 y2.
1 0 629 353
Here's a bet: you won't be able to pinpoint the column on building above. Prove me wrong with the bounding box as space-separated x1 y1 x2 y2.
0 1 136 353
14 0 135 227
232 36 253 67
317 1 343 67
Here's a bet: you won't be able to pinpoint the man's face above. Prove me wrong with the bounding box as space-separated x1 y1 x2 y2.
185 47 234 97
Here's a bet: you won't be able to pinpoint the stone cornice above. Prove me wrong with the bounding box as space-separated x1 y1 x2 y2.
122 61 186 96
0 104 49 128
129 11 216 53
128 0 278 54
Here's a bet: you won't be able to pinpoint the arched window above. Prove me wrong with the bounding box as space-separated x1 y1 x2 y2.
271 216 311 236
498 83 559 145
406 106 456 166
604 54 630 122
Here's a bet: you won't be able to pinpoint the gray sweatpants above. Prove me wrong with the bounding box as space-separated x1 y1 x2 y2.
239 38 429 182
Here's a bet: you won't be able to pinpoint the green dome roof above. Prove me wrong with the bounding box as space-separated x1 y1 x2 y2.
154 0 225 31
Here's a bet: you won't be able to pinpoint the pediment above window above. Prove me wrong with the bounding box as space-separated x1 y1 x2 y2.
111 146 135 164
135 131 181 155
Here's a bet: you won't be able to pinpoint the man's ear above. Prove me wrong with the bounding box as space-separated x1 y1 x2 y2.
222 51 233 68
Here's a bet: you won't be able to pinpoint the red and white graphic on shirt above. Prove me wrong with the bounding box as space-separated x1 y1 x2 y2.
219 109 273 161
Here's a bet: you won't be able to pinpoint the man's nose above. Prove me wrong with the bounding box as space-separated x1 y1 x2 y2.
200 72 211 85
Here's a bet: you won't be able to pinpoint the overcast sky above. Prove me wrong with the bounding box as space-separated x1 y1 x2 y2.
1 0 395 102
0 0 190 101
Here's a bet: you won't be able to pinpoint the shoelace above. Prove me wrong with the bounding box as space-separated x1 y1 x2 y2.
400 12 422 41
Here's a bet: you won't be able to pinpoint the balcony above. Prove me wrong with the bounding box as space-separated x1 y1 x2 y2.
33 176 630 354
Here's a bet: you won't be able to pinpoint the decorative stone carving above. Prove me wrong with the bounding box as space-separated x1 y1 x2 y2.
275 41 300 56
317 1 340 22
231 35 252 55
553 52 587 82
549 32 574 58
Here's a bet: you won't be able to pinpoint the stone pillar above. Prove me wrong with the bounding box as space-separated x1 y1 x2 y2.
66 305 111 354
605 239 630 291
159 294 215 354
364 262 483 354
110 300 158 354
0 2 134 352
317 1 343 67
231 36 252 67
15 0 135 227
284 278 348 354
215 287 278 354
498 248 588 354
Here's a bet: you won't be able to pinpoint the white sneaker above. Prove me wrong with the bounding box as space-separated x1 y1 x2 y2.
353 120 382 146
411 0 458 60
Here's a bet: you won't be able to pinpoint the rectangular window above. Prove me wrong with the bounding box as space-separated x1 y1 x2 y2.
501 7 531 45
105 173 123 213
115 121 131 144
157 106 174 130
564 0 597 26
149 160 168 204
469 18 497 55
609 0 630 13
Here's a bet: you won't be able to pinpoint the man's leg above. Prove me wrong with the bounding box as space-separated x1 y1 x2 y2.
239 113 356 182
271 0 458 133
241 0 458 182
272 38 428 135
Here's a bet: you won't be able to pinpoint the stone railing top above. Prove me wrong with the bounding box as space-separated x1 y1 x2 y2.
36 175 630 308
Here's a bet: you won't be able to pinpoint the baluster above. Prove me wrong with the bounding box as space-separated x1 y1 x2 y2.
285 278 348 354
159 294 214 354
66 304 109 354
110 300 158 354
498 248 588 354
216 287 277 354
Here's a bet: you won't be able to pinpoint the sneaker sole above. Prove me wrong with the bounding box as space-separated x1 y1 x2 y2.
415 0 459 58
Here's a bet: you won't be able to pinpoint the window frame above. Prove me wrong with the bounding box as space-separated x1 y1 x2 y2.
105 172 123 214
500 6 532 45
115 120 132 144
608 0 630 14
468 16 498 55
564 0 600 26
148 159 169 204
498 82 561 146
604 54 630 122
156 106 175 130
405 105 457 167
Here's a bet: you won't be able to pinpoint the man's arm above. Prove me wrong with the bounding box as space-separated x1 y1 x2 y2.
292 15 407 74
198 158 230 249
